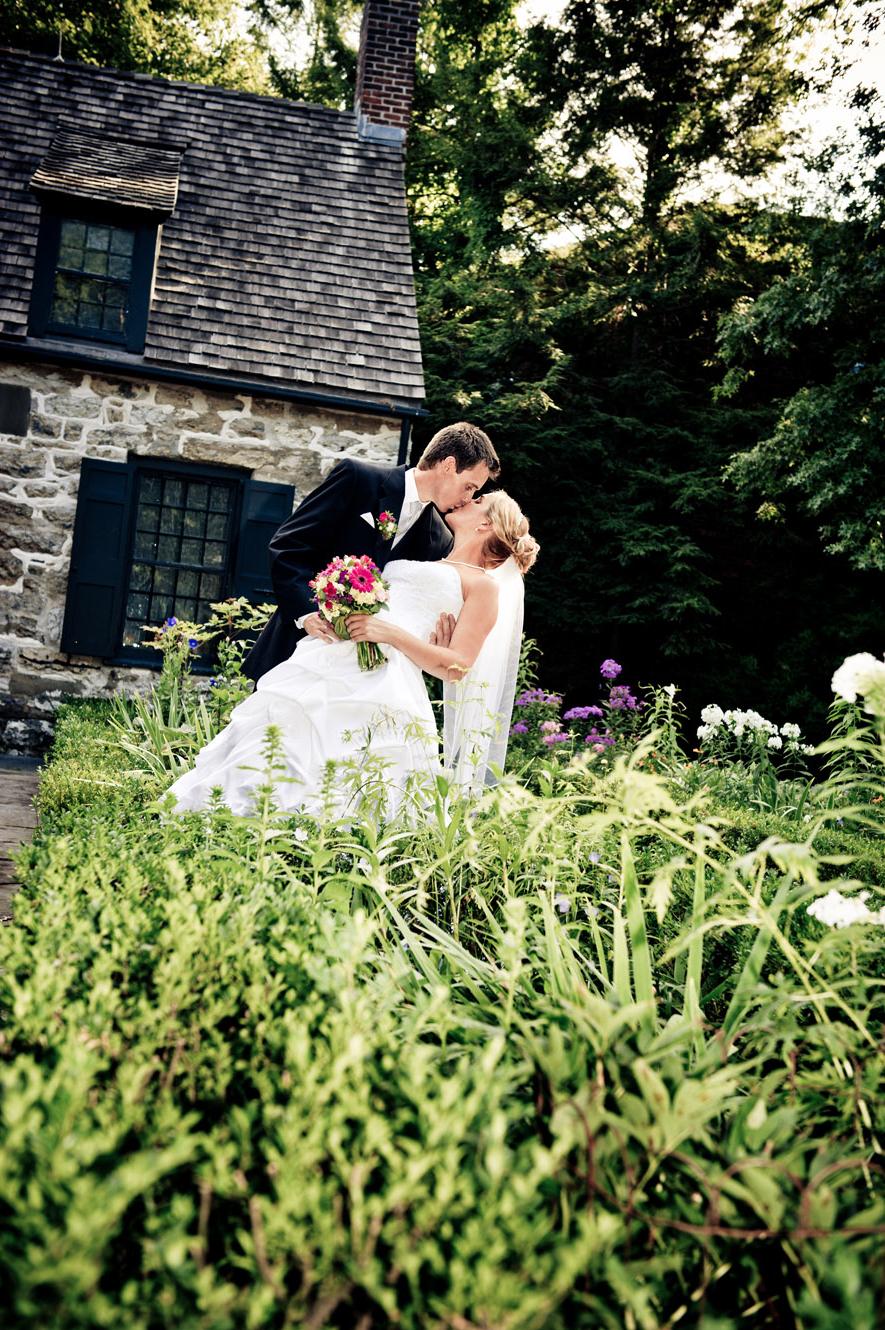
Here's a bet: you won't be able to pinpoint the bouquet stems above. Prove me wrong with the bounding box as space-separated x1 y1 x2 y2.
333 619 385 672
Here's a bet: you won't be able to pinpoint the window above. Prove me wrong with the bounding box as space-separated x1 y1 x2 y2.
28 128 183 354
29 207 158 353
123 470 237 648
50 220 137 340
60 456 295 664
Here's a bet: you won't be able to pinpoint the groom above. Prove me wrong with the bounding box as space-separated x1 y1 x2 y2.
242 421 501 682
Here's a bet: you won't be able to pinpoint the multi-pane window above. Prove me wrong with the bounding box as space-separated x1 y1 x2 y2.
60 456 293 663
49 220 136 339
29 207 158 354
122 470 237 648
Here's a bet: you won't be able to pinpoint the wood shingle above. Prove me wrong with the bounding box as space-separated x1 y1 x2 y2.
0 48 425 408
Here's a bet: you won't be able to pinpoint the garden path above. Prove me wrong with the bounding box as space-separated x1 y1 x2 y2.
0 758 39 922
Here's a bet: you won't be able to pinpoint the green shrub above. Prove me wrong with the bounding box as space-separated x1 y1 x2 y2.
1 695 882 1329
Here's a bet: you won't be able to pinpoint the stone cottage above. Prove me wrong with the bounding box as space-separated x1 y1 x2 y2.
0 0 424 751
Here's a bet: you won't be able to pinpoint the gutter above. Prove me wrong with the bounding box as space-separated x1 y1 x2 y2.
0 339 430 422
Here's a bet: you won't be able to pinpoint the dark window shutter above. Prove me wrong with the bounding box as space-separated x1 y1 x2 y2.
61 458 133 656
232 479 295 603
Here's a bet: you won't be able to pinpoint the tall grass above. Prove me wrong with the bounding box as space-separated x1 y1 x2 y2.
2 678 883 1328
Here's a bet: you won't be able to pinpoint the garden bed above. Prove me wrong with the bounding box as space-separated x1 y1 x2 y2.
1 684 883 1328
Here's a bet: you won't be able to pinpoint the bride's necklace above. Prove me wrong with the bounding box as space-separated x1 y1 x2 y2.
444 558 488 572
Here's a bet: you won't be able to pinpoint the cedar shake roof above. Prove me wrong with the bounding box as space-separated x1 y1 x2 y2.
31 129 183 215
0 48 425 408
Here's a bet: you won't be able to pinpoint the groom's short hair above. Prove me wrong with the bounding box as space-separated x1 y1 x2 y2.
417 422 501 478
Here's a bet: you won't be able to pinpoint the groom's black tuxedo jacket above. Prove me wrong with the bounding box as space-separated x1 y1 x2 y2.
242 458 455 681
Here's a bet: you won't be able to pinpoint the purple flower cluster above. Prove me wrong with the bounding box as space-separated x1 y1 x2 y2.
600 659 622 680
542 731 571 746
585 728 615 747
563 704 603 721
608 685 640 711
515 688 563 707
510 721 529 736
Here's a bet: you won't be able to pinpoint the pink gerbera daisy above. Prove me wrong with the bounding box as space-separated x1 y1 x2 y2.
349 567 374 592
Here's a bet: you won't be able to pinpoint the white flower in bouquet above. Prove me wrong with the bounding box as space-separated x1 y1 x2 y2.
831 652 885 711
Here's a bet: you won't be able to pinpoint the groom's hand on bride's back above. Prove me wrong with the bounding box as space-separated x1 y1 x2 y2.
302 612 339 644
430 613 456 649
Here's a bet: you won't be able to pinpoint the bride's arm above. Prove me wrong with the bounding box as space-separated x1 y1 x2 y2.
347 579 498 683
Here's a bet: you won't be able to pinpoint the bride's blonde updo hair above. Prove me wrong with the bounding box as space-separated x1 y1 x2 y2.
482 491 539 574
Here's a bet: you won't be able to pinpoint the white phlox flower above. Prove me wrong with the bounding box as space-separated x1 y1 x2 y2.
700 704 724 727
781 723 801 738
807 889 885 929
831 653 885 706
767 735 783 749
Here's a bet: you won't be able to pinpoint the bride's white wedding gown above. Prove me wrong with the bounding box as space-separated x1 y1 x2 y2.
167 559 464 817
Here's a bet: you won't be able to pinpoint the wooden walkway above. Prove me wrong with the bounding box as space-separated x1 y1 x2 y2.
0 758 40 922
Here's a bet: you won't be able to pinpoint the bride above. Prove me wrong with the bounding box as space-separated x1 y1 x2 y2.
167 491 539 818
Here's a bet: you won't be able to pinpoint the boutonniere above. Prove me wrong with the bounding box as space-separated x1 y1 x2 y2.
376 510 398 540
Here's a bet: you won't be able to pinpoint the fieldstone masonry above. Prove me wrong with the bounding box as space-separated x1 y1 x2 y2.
0 360 400 753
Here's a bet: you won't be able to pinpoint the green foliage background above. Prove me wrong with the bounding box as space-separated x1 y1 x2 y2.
2 0 883 731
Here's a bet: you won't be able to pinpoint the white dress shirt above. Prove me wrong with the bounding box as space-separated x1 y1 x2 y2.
391 467 428 547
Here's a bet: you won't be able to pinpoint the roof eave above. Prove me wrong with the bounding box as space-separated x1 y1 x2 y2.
0 337 429 419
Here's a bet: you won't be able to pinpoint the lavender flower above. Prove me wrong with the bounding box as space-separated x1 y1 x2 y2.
563 705 603 721
608 685 638 711
510 721 528 736
600 659 622 680
515 687 563 707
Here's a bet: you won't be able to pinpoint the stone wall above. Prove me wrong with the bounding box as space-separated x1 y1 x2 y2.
0 359 400 753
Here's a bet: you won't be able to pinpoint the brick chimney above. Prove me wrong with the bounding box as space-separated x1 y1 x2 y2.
354 0 420 145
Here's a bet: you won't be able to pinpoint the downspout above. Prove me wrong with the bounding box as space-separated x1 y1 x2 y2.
397 415 412 465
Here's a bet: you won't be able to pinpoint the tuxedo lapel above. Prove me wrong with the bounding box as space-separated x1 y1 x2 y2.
378 466 407 524
393 503 453 561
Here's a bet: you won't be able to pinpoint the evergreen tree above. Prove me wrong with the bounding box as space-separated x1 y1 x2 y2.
720 88 885 573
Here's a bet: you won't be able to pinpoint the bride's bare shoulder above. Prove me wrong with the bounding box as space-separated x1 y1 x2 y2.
462 568 498 605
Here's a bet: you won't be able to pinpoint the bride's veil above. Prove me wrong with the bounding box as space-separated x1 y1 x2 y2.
442 556 524 794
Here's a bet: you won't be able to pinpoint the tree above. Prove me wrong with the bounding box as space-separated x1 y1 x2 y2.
0 0 270 89
720 86 885 572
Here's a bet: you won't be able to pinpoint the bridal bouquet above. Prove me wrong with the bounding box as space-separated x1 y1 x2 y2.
310 554 390 671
